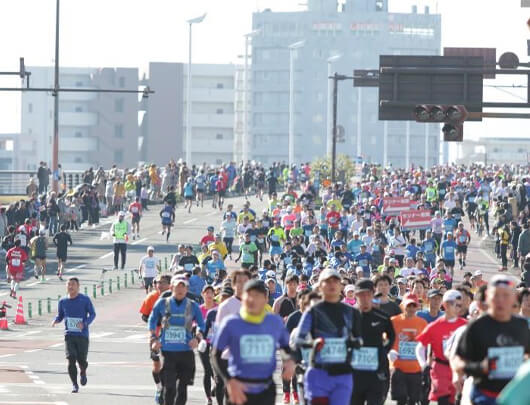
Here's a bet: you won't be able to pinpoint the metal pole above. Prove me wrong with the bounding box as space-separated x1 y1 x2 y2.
185 22 193 165
356 87 362 159
326 61 333 157
51 0 60 193
425 124 429 168
242 35 249 163
383 121 388 167
331 73 338 183
288 48 295 167
405 121 411 169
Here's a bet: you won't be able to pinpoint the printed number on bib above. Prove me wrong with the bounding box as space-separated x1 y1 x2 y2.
240 335 274 364
319 338 347 363
11 258 20 266
165 326 186 344
352 347 379 371
488 346 524 380
66 317 83 332
398 341 417 360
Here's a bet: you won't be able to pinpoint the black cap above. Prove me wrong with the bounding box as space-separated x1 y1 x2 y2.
243 279 268 295
354 278 374 293
463 271 472 278
427 289 443 298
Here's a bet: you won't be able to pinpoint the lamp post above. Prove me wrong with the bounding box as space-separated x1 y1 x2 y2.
185 13 207 166
242 29 261 163
326 54 342 157
288 40 305 168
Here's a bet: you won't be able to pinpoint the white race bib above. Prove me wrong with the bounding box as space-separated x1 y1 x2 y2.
240 335 274 364
352 347 379 371
165 326 186 344
66 317 83 332
184 263 194 271
11 258 20 266
319 338 347 363
398 341 417 360
488 346 524 380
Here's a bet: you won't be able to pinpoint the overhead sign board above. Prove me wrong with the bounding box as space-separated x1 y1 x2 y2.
444 47 496 79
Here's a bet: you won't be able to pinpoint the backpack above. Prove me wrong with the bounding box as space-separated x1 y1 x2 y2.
161 297 194 333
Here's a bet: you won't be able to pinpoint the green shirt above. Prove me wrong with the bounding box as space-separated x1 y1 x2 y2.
289 227 303 238
240 242 258 264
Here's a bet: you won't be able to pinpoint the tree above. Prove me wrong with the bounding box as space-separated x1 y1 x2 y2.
311 154 357 185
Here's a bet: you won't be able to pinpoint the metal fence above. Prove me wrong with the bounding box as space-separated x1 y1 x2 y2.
0 170 86 196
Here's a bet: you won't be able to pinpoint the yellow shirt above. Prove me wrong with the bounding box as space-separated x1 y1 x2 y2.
208 241 228 259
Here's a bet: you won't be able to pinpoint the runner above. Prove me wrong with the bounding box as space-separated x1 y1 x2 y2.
160 201 176 242
6 239 28 298
148 275 205 405
29 229 48 281
455 222 471 270
453 275 530 405
235 233 258 270
351 278 396 405
138 246 160 294
128 196 143 240
140 274 172 404
183 177 194 214
293 268 362 405
440 232 457 276
415 290 467 405
52 277 96 393
195 170 207 208
198 285 218 405
110 211 131 270
211 279 295 405
53 224 73 281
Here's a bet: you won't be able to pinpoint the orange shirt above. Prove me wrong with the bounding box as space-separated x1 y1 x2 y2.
140 290 160 316
390 314 428 373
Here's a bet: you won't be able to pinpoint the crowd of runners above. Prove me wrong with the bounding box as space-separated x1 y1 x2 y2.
43 160 530 405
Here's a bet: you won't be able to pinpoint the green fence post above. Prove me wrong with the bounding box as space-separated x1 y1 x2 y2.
84 286 88 296
28 302 32 319
109 279 113 294
131 271 135 284
47 298 51 314
117 276 121 290
158 260 162 272
38 300 42 316
164 257 168 271
93 284 97 299
124 273 128 288
101 281 105 297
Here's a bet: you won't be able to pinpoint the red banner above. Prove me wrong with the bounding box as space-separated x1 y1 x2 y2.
400 210 432 230
382 197 412 215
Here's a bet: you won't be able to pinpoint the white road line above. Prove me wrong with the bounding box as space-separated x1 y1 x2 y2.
206 211 218 217
183 218 197 224
131 237 147 245
26 281 40 287
23 349 42 353
33 380 45 385
49 343 63 348
18 331 41 338
0 354 15 358
98 251 113 260
66 264 86 273
0 292 8 297
91 332 114 338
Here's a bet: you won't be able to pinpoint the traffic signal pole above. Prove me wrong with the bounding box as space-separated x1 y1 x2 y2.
52 0 60 193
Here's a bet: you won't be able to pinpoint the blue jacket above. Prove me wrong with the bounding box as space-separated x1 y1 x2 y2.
54 294 96 338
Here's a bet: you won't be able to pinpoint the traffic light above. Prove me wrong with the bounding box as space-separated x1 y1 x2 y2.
414 104 468 143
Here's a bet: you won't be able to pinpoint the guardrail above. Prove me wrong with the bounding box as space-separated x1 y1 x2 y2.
0 170 87 196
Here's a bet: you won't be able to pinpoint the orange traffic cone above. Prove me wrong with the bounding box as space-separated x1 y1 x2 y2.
14 296 26 325
0 301 9 330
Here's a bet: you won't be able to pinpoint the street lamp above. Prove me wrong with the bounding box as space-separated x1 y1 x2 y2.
242 29 261 164
288 40 305 168
185 13 207 166
326 54 342 157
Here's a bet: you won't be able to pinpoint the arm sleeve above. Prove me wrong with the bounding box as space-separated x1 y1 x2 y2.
54 299 64 323
352 308 362 338
211 347 230 383
292 310 313 348
85 298 96 326
148 300 162 333
384 318 396 354
194 304 206 334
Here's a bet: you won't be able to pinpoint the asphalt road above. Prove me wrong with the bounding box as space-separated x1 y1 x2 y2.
0 194 513 405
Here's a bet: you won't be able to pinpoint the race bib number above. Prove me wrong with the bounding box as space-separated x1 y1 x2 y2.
271 234 279 242
359 259 368 267
240 335 274 364
488 346 524 380
459 236 466 243
184 263 194 271
319 338 347 363
162 212 170 218
352 347 379 371
66 317 83 332
11 258 20 266
445 247 454 254
165 326 186 344
398 341 417 360
131 207 139 213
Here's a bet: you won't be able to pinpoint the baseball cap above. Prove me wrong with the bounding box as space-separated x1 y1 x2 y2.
396 277 406 285
442 290 462 303
244 279 268 295
171 275 189 287
427 289 443 299
318 268 341 283
207 226 214 232
221 285 234 297
202 284 214 293
402 293 419 307
354 279 374 293
265 270 276 278
344 284 355 294
488 274 516 289
118 211 126 217
147 246 155 252
473 270 483 277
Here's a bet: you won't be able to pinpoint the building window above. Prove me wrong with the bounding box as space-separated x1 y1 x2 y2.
28 103 33 113
75 81 83 87
114 150 123 163
216 83 224 89
74 157 83 163
75 106 83 112
115 98 124 113
114 124 123 138
518 148 525 153
75 131 82 138
216 133 223 140
492 148 500 153
216 108 224 114
119 77 125 88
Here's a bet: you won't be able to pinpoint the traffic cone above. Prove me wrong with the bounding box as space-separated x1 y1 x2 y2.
14 296 26 325
0 301 8 330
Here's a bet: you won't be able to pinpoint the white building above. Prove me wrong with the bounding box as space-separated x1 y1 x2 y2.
455 137 529 165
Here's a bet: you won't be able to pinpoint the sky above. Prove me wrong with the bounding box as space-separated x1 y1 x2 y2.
0 0 528 142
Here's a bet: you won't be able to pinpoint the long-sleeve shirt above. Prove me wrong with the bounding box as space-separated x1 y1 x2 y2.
54 294 96 338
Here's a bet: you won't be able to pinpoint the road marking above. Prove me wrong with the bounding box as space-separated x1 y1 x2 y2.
17 331 41 338
91 332 114 338
131 237 147 245
0 354 15 358
66 264 86 273
49 343 63 348
33 380 45 385
206 211 218 217
23 349 42 353
98 251 113 260
183 218 197 224
0 292 8 297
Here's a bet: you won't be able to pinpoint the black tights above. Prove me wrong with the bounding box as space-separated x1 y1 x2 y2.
198 345 214 399
67 357 87 385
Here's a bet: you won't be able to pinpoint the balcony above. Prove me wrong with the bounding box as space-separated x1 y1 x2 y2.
60 112 98 127
60 89 98 101
188 113 234 129
59 137 98 152
191 139 234 154
188 88 234 103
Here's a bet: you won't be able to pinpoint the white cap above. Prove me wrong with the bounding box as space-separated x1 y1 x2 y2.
442 289 462 303
171 275 188 287
265 270 276 278
344 284 355 294
147 246 155 252
118 211 126 217
473 270 483 277
318 268 341 283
